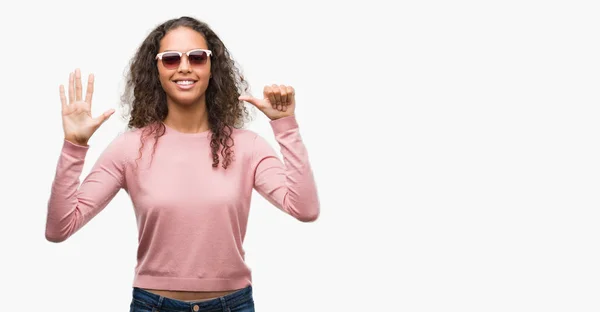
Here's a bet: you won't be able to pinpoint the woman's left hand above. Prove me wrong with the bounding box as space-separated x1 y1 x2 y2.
239 84 295 120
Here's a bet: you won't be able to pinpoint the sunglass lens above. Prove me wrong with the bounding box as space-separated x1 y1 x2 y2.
189 51 208 65
162 53 181 68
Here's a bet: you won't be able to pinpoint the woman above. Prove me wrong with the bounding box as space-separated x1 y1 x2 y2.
45 16 320 311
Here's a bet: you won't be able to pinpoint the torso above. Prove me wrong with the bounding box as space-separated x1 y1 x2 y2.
142 288 239 301
123 129 260 299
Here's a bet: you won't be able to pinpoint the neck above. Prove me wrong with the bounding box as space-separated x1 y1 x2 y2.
163 97 210 133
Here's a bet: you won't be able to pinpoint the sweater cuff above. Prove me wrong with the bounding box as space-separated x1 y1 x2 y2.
270 115 299 134
62 139 89 159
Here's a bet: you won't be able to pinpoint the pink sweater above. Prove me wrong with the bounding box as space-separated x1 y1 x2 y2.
45 115 319 291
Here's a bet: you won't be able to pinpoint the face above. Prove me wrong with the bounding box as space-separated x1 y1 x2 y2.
157 26 212 107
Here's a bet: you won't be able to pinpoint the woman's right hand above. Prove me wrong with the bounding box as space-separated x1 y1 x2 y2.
60 68 115 146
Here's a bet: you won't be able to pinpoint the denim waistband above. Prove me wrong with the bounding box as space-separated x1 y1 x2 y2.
132 285 253 312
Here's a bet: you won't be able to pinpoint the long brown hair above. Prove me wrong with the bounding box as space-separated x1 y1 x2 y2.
120 16 252 169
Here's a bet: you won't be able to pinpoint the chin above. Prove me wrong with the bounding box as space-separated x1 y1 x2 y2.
168 93 204 106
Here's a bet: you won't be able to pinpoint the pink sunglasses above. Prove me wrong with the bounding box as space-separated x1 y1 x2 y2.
155 49 212 69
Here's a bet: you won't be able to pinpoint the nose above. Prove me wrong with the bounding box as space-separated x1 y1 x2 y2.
177 55 191 73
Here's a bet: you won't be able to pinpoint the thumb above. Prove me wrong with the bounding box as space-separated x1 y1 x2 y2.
239 95 260 106
93 108 115 126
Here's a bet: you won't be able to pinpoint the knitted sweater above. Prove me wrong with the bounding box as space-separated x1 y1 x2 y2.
45 115 319 291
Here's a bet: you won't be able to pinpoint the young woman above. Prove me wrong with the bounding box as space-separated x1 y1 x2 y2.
45 16 320 311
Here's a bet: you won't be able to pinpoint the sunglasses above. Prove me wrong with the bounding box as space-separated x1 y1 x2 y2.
155 49 212 69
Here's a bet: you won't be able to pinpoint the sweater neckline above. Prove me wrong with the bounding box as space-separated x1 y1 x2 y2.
162 122 212 139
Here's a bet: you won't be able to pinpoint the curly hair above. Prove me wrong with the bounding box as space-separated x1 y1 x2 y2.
120 16 252 169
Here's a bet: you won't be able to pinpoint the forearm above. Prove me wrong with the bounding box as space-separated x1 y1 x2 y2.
254 116 320 222
46 140 90 242
45 139 123 242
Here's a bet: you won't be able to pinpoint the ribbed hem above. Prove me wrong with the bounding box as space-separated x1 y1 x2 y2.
270 115 299 134
132 274 252 292
62 139 89 158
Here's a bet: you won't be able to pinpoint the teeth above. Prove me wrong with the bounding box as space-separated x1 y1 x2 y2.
176 81 195 85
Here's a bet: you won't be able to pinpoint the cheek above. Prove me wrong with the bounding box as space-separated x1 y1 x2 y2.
157 68 171 86
198 61 211 78
195 65 211 79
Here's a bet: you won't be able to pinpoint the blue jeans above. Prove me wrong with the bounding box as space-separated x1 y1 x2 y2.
129 285 255 312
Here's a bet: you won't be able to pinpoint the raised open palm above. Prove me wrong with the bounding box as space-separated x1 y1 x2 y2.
60 68 114 146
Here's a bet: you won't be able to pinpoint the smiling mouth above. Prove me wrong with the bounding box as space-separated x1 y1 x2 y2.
174 80 197 85
173 80 198 90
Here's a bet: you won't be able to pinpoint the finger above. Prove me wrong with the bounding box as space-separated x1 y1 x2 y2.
68 72 75 103
271 84 282 108
286 86 295 105
266 86 277 108
264 86 276 107
59 85 67 112
93 108 115 126
85 74 95 105
286 86 295 97
279 85 288 111
75 68 82 101
279 84 288 105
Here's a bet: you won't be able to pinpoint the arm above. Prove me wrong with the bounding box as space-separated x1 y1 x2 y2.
252 115 320 222
45 136 126 242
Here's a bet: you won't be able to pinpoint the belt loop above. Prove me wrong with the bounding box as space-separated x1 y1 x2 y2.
155 295 164 312
220 297 230 312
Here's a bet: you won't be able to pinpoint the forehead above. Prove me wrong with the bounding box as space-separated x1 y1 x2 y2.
159 27 208 52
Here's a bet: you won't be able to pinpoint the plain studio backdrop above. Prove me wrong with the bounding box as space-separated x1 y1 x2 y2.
0 0 599 311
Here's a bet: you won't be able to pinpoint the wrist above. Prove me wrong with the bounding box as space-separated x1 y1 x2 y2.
270 114 298 133
269 113 295 121
65 136 89 147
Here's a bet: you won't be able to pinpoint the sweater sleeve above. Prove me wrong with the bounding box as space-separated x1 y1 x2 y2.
251 115 320 222
45 135 127 242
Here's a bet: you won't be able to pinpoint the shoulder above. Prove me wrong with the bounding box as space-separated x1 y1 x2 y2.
232 128 280 165
231 127 260 146
230 127 276 158
107 127 143 148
